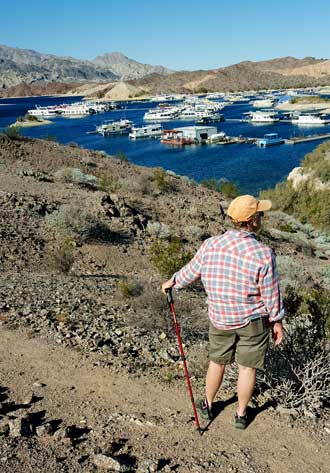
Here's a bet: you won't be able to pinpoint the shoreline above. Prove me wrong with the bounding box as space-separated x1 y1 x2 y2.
10 118 52 127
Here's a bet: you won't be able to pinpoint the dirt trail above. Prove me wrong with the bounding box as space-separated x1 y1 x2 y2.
0 326 329 473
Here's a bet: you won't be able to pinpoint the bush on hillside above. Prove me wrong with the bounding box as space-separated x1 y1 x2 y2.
54 167 99 190
261 141 330 231
46 204 108 244
150 237 193 278
5 126 21 139
153 168 177 192
51 237 75 274
201 178 238 197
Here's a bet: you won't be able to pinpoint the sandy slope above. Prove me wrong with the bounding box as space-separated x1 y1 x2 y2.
0 326 329 473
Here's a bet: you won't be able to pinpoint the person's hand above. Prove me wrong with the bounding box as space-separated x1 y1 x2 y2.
272 321 284 346
161 278 175 295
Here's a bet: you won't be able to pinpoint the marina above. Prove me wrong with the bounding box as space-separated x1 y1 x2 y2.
1 93 330 194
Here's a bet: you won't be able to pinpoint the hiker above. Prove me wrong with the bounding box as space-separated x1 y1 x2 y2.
161 195 284 429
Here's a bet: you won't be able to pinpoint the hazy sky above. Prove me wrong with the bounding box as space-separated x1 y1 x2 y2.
2 0 329 70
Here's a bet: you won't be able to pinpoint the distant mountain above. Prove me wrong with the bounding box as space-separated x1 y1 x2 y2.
92 51 172 79
128 56 330 95
0 45 172 88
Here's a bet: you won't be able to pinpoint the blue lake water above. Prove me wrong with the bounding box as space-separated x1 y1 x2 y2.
0 95 328 194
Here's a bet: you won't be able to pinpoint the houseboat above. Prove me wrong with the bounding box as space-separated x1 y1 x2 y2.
246 110 280 123
129 124 163 139
291 113 330 125
143 108 179 121
96 119 133 136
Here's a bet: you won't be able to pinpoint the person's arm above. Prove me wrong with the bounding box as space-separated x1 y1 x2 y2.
161 241 206 294
259 250 285 345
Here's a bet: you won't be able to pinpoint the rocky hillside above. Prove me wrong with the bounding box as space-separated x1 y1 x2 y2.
0 44 172 89
0 133 329 472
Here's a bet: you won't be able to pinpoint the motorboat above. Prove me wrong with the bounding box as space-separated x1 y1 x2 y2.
257 133 284 147
291 113 330 125
129 124 163 139
246 110 279 123
96 119 133 136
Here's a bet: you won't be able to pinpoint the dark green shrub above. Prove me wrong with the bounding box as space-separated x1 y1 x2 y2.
52 237 75 273
118 278 143 298
153 168 176 192
115 151 129 162
150 237 193 278
218 181 239 198
5 126 21 139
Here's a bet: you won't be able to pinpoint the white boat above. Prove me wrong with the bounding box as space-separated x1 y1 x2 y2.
257 133 284 147
96 119 133 136
129 124 163 139
291 113 330 125
247 110 279 123
207 132 227 143
251 98 276 108
27 105 61 118
60 103 95 117
143 108 179 121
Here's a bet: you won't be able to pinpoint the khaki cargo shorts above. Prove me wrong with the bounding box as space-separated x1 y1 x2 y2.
208 318 270 370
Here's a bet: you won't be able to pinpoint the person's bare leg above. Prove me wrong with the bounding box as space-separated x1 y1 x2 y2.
237 364 256 416
205 360 225 407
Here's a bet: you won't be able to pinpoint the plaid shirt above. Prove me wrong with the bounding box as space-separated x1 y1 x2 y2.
174 229 284 330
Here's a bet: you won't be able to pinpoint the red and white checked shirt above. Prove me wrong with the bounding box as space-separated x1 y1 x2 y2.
173 229 284 330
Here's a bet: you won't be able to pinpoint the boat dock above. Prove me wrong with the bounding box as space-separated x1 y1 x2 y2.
284 133 330 144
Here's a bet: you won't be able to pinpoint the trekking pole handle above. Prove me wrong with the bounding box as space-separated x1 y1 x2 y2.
165 288 174 305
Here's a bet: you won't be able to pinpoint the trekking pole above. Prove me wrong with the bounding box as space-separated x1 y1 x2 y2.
165 288 203 435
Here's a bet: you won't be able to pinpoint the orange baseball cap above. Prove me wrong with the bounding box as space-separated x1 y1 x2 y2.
227 195 272 222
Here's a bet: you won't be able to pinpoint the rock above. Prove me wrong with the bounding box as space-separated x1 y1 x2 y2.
136 459 158 472
32 382 46 388
0 421 9 437
276 406 299 419
36 422 55 436
92 453 130 471
8 417 32 437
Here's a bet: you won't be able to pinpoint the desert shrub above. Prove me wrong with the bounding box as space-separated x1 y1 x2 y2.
54 167 99 190
153 168 176 192
184 225 205 240
276 255 306 293
262 287 330 413
118 278 143 298
5 126 21 139
260 142 330 231
43 134 58 142
25 114 39 122
99 174 119 193
51 237 75 273
146 221 172 240
46 204 103 244
150 237 193 278
218 181 239 198
128 284 207 341
201 179 238 197
67 141 79 148
115 151 129 162
119 175 152 195
200 178 220 191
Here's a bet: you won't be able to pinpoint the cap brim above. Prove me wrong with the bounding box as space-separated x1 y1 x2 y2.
257 199 272 212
